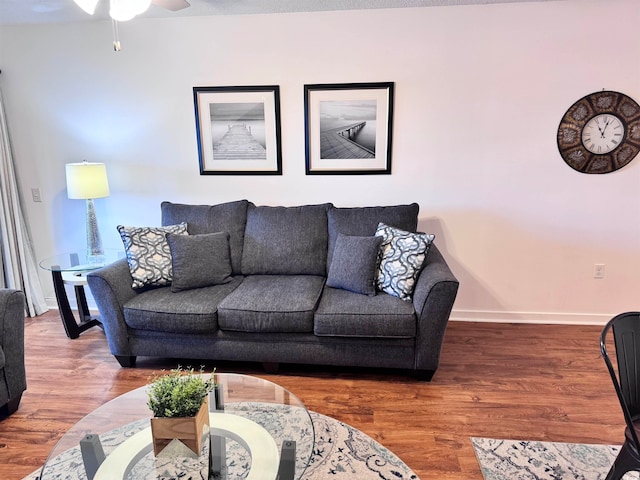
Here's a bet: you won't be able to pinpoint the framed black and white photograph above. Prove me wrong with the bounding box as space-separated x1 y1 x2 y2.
304 82 394 175
193 85 282 175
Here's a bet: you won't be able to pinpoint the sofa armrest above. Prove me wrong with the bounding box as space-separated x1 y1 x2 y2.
411 244 459 374
87 258 137 355
0 289 26 402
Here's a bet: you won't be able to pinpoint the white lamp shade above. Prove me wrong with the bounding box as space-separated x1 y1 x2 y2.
66 162 110 200
73 0 100 15
110 0 152 21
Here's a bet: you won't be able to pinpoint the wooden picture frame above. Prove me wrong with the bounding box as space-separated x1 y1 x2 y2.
193 85 282 175
304 82 394 175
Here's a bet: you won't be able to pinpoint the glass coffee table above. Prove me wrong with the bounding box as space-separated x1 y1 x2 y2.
40 373 314 480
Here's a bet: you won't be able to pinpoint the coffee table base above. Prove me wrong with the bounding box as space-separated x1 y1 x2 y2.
80 412 294 480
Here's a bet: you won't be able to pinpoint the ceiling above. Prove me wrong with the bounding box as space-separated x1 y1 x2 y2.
0 0 559 25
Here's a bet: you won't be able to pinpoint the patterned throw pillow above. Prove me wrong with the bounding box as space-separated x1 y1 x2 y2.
375 223 435 301
117 223 188 289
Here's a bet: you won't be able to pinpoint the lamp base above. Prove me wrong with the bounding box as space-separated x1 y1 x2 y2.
86 198 104 265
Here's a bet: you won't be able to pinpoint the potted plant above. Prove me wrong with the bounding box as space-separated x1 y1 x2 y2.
147 366 215 456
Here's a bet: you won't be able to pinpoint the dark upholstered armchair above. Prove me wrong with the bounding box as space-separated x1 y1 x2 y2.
0 289 26 416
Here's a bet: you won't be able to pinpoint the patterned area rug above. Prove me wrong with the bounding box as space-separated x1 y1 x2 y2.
472 437 640 479
23 411 418 480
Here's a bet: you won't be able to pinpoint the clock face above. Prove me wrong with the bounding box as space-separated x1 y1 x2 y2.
581 113 625 154
557 91 640 174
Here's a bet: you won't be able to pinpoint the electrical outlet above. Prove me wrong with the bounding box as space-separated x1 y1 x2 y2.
31 188 42 203
593 264 605 279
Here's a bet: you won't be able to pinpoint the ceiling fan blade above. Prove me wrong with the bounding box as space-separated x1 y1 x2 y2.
152 0 190 11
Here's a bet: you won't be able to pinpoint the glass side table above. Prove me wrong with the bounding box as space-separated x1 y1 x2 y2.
39 250 123 339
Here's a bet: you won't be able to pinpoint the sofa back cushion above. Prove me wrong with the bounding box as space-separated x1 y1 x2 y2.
161 200 249 274
327 203 419 272
241 203 331 275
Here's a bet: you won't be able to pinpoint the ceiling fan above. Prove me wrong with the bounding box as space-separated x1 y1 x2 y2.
73 0 190 50
73 0 190 22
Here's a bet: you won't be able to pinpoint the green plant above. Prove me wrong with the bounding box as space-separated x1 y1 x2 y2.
147 366 215 418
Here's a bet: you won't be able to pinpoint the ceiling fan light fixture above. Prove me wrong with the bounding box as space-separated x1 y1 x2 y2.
73 0 100 15
109 0 152 21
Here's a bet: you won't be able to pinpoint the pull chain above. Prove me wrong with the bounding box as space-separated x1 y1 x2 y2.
111 18 121 51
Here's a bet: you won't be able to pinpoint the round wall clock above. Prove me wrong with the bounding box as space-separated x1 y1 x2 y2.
557 90 640 174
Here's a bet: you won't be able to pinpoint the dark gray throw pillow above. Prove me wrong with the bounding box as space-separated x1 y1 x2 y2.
326 234 383 296
166 232 233 292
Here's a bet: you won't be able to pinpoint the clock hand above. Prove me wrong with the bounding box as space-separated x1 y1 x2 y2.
597 117 611 139
602 118 612 138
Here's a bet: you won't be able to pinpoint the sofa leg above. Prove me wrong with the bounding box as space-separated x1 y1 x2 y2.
0 393 23 416
115 355 137 368
262 362 280 374
414 369 435 382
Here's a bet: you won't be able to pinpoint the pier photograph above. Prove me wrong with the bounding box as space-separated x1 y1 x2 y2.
210 102 267 161
319 100 377 159
304 82 394 174
194 85 282 175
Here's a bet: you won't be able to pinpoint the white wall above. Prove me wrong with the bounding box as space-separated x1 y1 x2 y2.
0 0 638 324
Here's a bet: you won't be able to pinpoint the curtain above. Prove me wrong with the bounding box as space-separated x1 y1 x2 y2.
0 88 48 316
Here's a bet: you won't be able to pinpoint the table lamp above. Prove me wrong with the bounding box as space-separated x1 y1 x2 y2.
65 161 110 261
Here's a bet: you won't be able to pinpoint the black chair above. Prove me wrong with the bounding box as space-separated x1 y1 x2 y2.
600 311 640 480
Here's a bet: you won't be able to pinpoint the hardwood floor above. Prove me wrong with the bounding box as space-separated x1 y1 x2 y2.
0 311 625 479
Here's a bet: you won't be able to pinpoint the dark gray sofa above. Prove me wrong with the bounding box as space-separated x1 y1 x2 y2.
0 288 26 416
87 200 459 380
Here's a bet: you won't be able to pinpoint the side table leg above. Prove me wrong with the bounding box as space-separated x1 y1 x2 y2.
51 269 101 339
75 284 92 323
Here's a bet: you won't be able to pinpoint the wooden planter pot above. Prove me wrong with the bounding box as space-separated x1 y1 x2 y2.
150 400 210 456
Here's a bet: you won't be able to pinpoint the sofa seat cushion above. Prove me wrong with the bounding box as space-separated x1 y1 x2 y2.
123 277 243 334
218 275 325 333
314 286 417 338
0 346 5 369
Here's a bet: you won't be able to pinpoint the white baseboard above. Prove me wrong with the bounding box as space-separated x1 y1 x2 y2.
450 309 613 325
44 296 97 311
45 297 57 310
